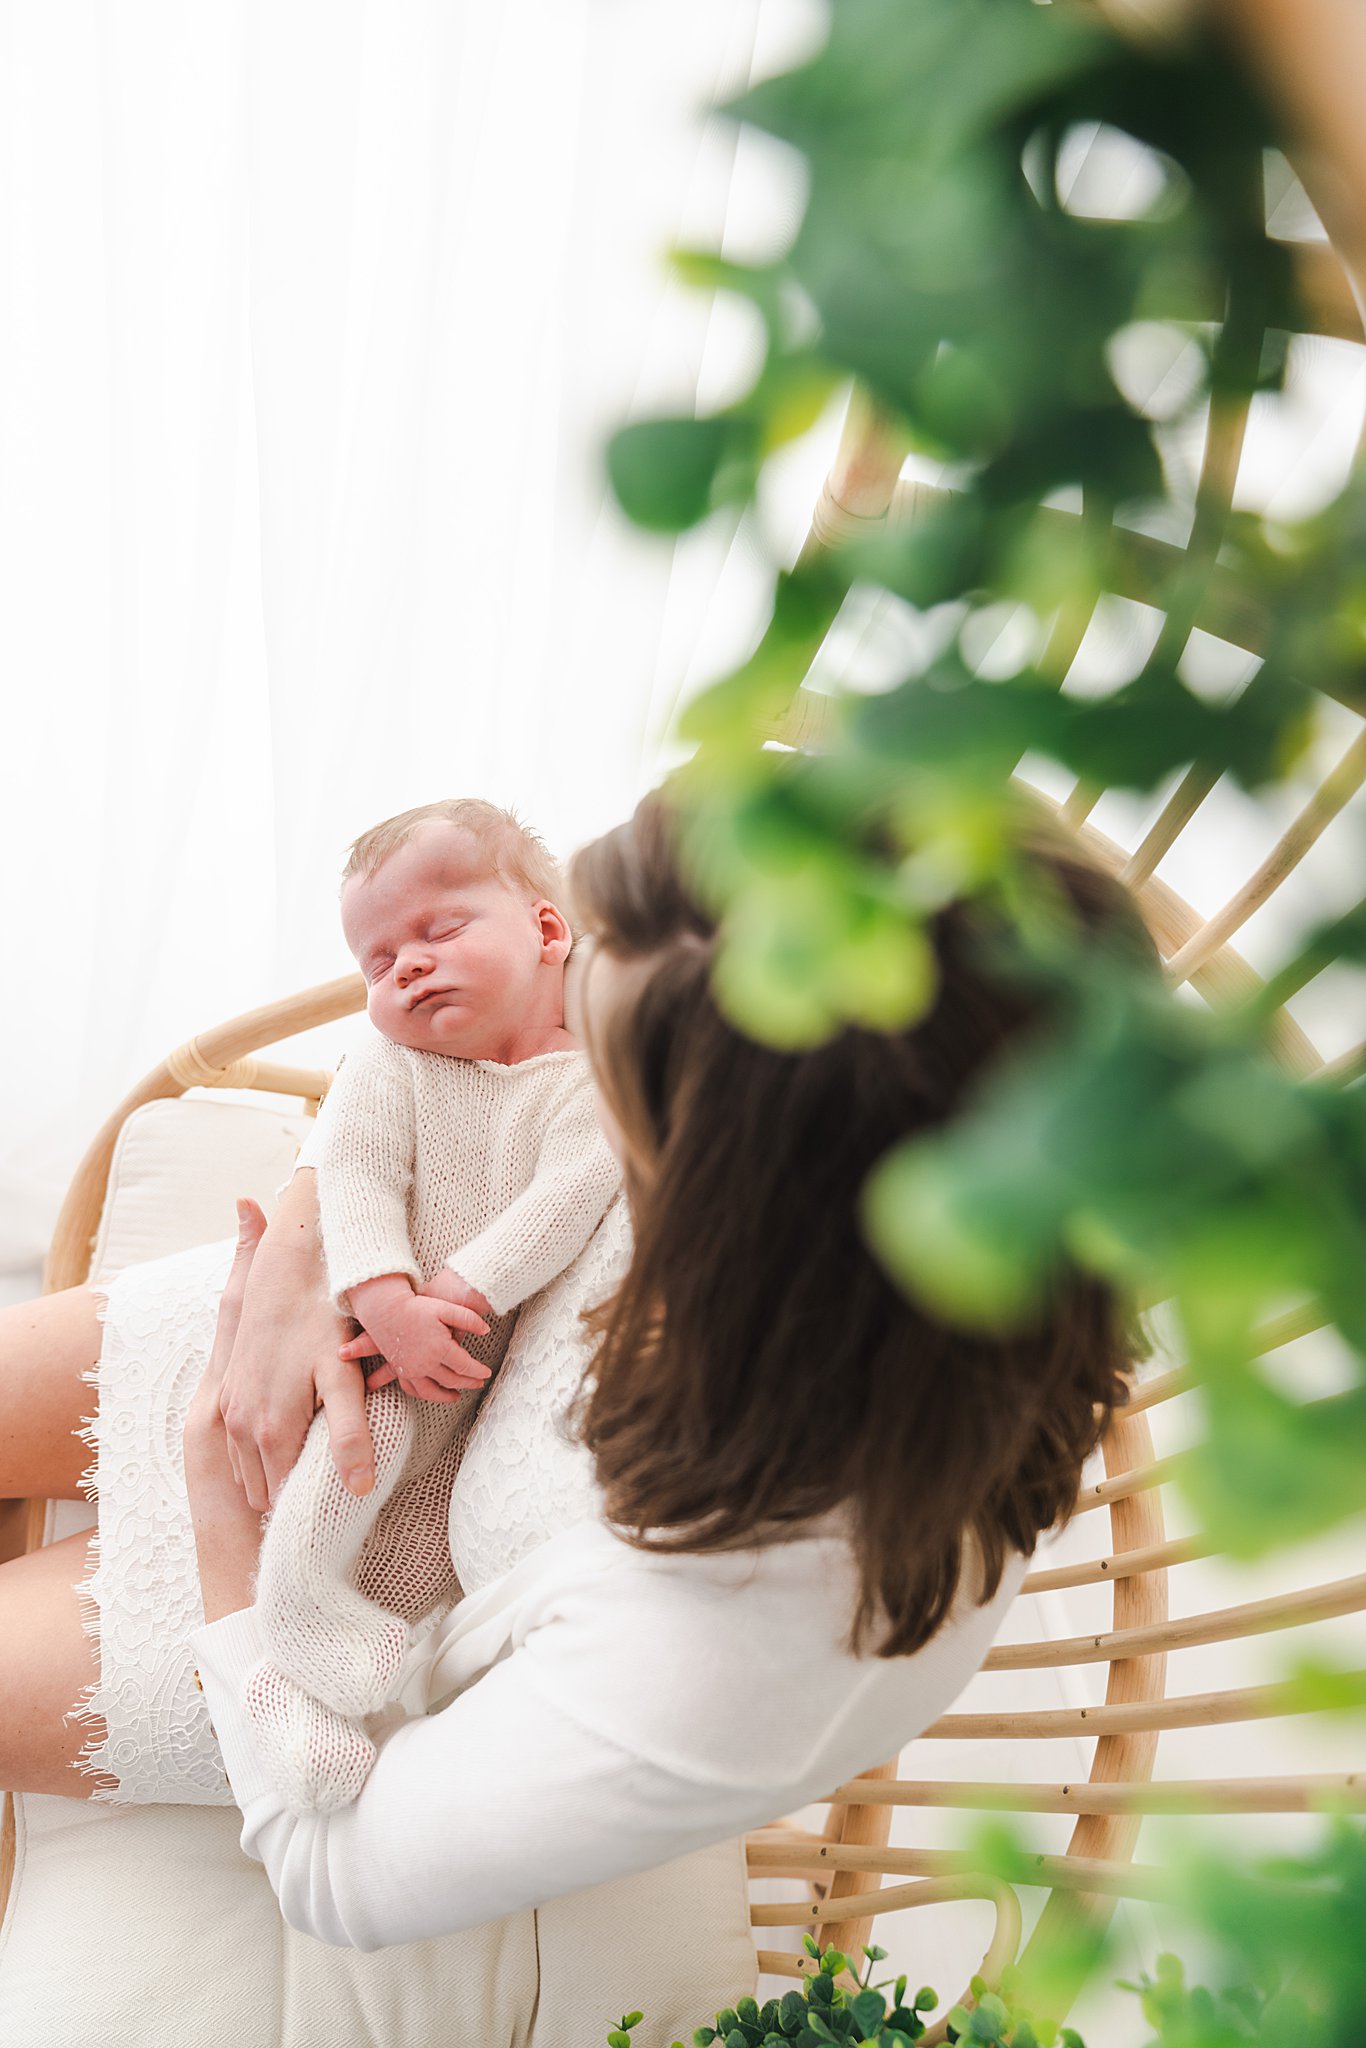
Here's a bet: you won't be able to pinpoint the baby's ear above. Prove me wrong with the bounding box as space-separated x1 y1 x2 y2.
535 898 574 963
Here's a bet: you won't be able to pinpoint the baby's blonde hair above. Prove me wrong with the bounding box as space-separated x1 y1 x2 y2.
342 799 564 910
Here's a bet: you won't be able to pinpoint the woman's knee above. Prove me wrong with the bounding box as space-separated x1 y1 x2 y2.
0 1288 105 1503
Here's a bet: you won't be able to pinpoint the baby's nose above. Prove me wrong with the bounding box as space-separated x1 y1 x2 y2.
395 949 431 987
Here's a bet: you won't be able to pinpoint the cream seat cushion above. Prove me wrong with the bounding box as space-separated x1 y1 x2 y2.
0 1093 754 2047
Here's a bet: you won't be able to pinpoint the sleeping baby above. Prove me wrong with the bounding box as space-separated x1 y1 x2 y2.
244 797 622 1812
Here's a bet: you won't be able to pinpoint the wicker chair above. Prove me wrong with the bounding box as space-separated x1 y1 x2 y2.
3 742 1363 2032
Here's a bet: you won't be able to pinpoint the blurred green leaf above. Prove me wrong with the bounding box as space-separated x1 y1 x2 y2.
606 415 758 532
607 14 1366 2031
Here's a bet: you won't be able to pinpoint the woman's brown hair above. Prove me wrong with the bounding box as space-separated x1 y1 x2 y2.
568 788 1157 1658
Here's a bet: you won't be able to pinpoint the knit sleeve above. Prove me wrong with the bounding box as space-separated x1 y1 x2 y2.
446 1084 621 1314
310 1034 419 1310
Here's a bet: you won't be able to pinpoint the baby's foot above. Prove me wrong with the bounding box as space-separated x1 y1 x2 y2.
243 1661 377 1816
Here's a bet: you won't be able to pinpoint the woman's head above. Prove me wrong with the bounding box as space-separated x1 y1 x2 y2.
567 786 1157 1657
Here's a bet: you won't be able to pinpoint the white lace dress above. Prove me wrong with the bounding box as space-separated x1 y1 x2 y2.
67 1194 630 1804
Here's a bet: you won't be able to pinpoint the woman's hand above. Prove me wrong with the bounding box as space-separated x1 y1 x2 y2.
184 1201 275 1623
216 1167 376 1508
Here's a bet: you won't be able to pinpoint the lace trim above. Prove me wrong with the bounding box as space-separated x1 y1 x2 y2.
66 1285 125 1799
64 1243 237 1806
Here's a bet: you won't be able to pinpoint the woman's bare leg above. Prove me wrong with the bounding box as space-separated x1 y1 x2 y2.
0 1528 107 1797
0 1287 106 1502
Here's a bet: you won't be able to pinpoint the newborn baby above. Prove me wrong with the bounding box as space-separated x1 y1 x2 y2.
245 798 621 1812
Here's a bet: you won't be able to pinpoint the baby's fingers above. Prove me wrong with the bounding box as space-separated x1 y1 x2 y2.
416 1354 490 1392
438 1341 492 1386
430 1302 491 1337
402 1375 466 1404
338 1330 383 1363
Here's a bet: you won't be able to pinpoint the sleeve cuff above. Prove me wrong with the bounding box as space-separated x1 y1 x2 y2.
293 1120 324 1171
275 1141 320 1208
331 1257 422 1320
187 1606 282 1809
444 1250 514 1316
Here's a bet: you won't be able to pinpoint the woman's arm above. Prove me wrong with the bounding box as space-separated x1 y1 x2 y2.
182 1214 699 1949
184 1511 1026 1954
188 1604 751 1951
187 1222 1025 1955
216 1170 377 1508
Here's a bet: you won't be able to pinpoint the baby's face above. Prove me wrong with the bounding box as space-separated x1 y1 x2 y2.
342 823 564 1060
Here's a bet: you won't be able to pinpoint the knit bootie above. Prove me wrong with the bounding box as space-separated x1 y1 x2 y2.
242 1659 378 1816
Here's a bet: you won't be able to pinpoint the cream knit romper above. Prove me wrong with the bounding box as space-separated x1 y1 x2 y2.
244 1032 621 1814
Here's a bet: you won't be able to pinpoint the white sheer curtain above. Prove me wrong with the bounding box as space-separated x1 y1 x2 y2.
0 0 824 1275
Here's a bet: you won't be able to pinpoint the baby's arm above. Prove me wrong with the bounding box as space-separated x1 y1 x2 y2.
439 1080 621 1315
311 1038 489 1398
344 1075 620 1390
311 1036 421 1307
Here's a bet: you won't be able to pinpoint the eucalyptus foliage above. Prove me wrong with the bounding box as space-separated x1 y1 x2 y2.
624 1938 1079 2048
606 0 1366 1564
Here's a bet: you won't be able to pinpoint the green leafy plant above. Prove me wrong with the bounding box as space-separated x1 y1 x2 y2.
602 2 1366 2041
604 1939 1080 2048
1134 1819 1366 2048
607 0 1366 1564
680 1938 941 2048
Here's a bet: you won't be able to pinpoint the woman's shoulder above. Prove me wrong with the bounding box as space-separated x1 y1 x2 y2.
516 1513 1027 1644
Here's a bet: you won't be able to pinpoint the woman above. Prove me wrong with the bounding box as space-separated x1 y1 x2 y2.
1 789 1145 1958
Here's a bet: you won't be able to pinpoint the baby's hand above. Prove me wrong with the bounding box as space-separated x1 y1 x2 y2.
420 1267 494 1319
340 1281 491 1404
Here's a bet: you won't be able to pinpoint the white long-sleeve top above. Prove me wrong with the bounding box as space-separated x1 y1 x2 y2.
299 1035 621 1314
188 1519 1029 1952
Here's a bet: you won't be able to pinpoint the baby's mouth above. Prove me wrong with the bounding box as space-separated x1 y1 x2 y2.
408 987 455 1011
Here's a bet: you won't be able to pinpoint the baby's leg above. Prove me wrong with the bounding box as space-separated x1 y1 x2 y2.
254 1384 425 1717
0 1528 112 1797
239 1664 378 1816
248 1384 466 1818
357 1408 476 1618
